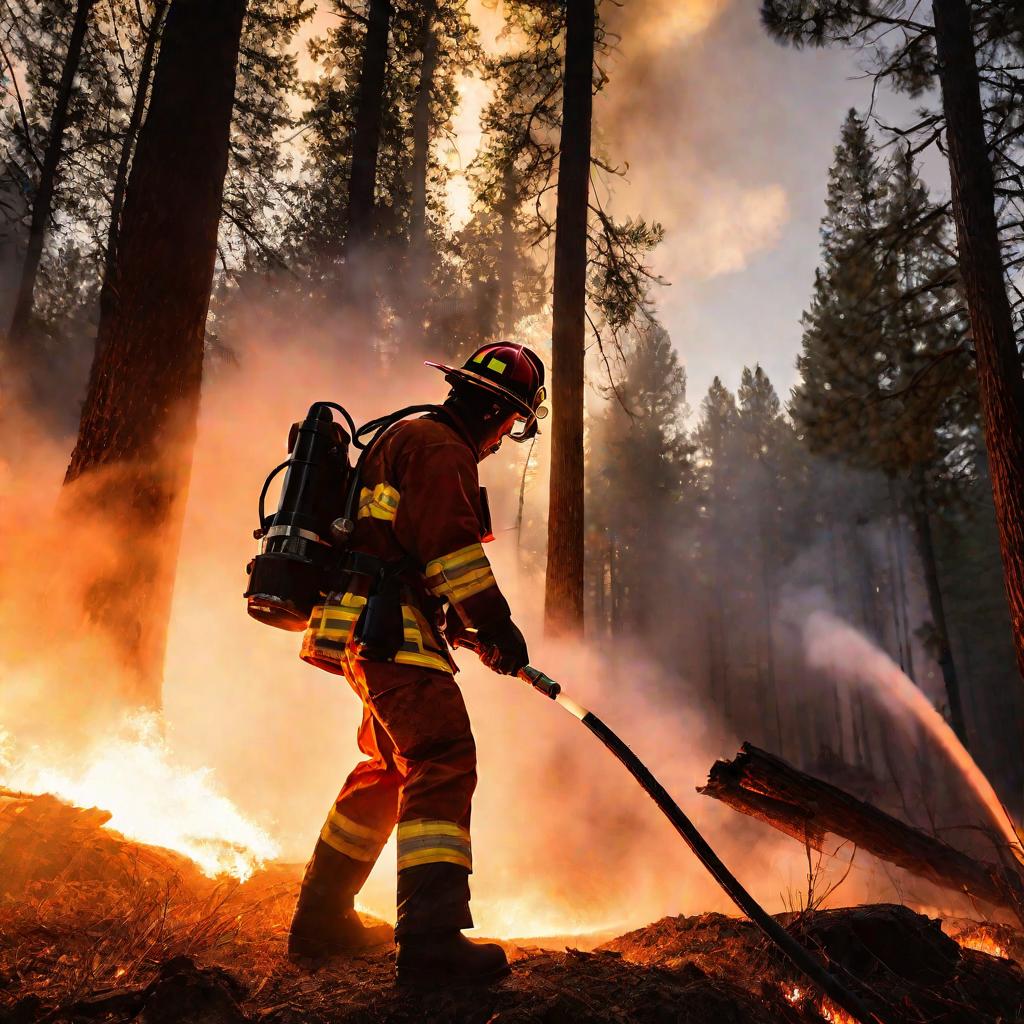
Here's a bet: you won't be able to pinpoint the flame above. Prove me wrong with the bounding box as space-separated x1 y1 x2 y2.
783 987 858 1023
0 712 279 880
956 931 1008 959
819 1000 858 1024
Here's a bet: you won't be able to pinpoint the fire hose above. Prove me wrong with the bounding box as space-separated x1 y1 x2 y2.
454 633 887 1024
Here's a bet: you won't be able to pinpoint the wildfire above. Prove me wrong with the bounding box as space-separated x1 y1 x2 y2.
819 998 858 1024
956 931 1008 959
0 712 279 880
781 987 858 1024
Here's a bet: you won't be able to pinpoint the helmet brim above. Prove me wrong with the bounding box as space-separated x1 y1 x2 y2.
424 360 538 421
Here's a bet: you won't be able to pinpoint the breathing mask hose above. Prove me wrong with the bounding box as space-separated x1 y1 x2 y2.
453 636 888 1024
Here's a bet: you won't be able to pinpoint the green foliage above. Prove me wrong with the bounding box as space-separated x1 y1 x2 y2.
792 111 974 505
294 0 477 261
222 0 314 269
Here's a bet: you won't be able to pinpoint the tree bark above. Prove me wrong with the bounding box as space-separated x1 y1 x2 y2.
931 0 1024 687
544 0 594 636
408 0 438 250
104 0 168 283
701 743 1024 918
64 0 246 708
6 0 97 350
346 0 391 250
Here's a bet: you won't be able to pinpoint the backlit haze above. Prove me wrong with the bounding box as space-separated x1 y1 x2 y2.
297 0 888 405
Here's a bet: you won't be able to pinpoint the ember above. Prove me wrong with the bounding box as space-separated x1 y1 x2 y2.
820 999 858 1024
955 929 1009 959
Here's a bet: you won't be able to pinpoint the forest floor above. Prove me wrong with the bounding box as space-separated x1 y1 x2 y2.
2 791 1024 1024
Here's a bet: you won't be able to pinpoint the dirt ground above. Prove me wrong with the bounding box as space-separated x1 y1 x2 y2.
2 791 1023 1023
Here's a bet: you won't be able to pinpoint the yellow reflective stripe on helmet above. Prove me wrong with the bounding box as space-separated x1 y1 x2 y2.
357 482 400 521
397 819 472 871
321 807 392 862
424 543 497 603
486 357 506 373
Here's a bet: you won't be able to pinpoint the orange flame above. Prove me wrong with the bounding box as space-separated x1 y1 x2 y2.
0 712 278 880
956 931 1008 959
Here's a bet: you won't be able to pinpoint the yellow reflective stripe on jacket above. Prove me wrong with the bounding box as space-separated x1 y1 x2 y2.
396 818 472 871
358 482 400 521
423 543 497 604
303 595 452 675
300 593 366 668
307 594 366 641
320 807 392 862
394 605 451 673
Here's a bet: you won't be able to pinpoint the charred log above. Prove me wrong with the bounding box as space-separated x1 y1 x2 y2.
700 743 1024 916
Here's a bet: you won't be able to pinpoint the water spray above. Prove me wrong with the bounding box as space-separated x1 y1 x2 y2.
454 632 889 1024
804 610 1023 862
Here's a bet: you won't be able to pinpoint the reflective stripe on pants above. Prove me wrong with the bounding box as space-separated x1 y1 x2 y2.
320 655 476 875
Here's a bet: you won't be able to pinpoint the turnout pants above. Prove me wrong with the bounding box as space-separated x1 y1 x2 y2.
318 653 477 937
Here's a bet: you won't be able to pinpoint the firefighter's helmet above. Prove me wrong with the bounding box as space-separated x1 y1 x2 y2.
425 342 548 442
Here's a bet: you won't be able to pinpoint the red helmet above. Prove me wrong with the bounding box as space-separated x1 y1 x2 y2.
425 342 548 442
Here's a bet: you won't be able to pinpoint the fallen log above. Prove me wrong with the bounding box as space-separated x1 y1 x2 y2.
699 744 1024 918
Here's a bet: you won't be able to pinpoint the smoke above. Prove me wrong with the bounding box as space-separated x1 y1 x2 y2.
2 282 1005 937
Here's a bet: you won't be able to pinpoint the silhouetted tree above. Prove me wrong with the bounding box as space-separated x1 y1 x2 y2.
65 0 246 707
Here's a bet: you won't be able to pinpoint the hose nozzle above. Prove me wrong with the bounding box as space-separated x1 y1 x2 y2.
451 629 560 698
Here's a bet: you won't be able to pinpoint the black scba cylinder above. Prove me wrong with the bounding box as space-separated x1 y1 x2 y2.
245 404 351 631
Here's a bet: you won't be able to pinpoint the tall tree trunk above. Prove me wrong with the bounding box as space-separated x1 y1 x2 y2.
6 0 97 349
104 0 168 284
544 0 594 636
347 0 391 250
64 0 246 708
409 0 438 250
909 481 968 743
498 161 517 334
932 0 1024 686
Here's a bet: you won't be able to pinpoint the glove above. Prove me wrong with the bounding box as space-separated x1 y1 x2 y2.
476 617 529 676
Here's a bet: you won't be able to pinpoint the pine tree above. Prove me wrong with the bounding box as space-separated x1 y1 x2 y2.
763 0 1024 698
295 0 475 324
693 377 742 718
5 0 98 352
588 323 695 639
545 0 595 636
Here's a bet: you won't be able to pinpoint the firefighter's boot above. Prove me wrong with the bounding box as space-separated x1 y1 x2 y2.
394 862 509 986
288 840 393 961
396 931 510 987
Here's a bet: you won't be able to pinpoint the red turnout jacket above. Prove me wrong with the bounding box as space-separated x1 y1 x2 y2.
301 412 511 675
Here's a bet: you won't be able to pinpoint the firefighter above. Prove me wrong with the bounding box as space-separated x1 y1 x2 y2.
288 342 547 986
